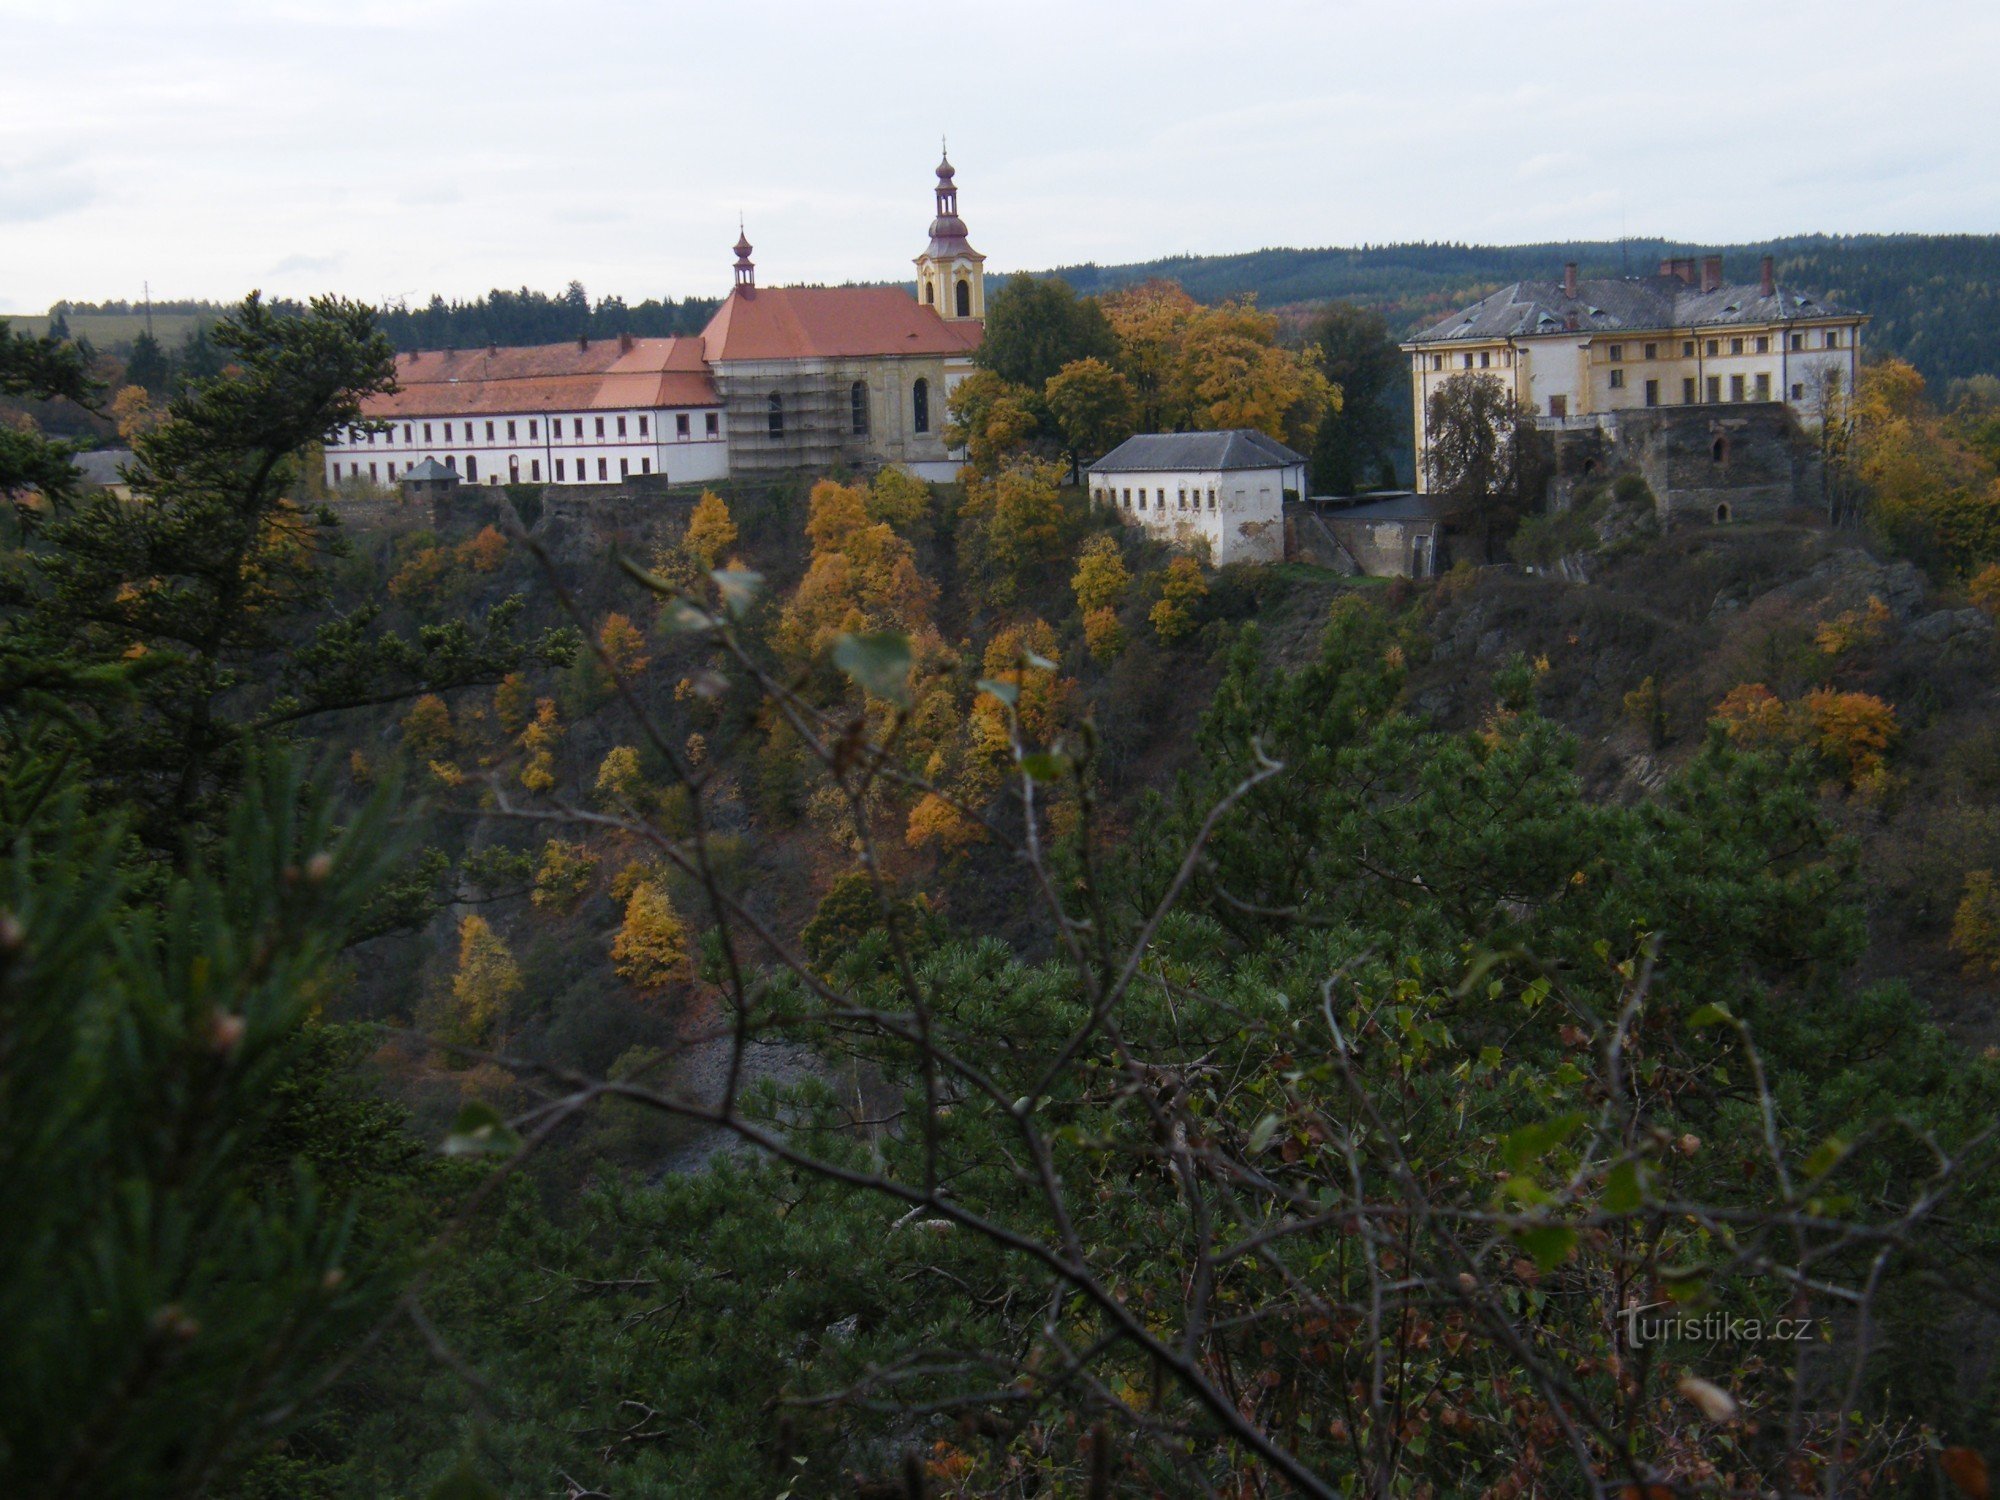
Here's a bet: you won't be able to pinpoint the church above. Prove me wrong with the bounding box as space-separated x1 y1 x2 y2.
323 153 987 489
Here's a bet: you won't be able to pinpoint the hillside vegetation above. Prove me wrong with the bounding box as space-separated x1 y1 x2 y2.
5 296 2000 1498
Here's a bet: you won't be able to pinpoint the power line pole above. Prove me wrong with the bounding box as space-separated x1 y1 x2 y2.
143 280 153 339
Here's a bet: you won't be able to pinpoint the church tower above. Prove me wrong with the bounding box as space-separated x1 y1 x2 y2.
914 149 985 321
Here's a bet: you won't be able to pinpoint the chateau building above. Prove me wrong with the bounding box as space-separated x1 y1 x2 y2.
325 153 985 489
1403 254 1866 496
1087 430 1307 566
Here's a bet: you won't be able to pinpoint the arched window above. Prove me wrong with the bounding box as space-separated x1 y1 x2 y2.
768 391 784 439
1715 502 1732 524
913 378 930 435
924 282 935 305
465 455 477 481
851 381 869 436
955 278 971 317
1711 435 1729 464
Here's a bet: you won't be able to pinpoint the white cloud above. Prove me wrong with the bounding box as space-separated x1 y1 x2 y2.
1 0 1994 310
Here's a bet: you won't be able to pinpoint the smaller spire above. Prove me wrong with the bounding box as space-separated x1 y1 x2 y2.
732 220 754 290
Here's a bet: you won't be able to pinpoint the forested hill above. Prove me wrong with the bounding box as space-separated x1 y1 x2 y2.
1038 233 2000 388
23 234 1997 388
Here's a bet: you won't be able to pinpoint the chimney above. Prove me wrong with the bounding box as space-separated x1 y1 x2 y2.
578 334 589 351
1701 255 1723 294
1563 261 1579 298
619 331 634 354
1759 255 1775 296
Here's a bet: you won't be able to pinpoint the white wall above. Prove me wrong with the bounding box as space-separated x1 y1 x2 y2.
1086 465 1291 566
325 404 728 487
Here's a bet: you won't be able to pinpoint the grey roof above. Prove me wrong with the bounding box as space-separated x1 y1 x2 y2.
399 457 458 482
1089 429 1307 474
1407 274 1861 346
73 448 134 486
1320 493 1441 522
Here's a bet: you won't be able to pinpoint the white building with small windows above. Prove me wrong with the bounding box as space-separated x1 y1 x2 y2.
1088 430 1306 566
1402 253 1866 495
324 151 986 491
326 333 727 489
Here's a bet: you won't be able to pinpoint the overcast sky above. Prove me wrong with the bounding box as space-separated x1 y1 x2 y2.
3 0 1996 313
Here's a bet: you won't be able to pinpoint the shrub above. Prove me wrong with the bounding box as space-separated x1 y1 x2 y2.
532 839 600 913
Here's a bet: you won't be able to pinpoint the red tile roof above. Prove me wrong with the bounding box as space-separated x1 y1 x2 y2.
362 336 717 418
701 286 982 363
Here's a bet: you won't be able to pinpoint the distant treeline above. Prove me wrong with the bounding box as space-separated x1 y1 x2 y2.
45 282 720 356
38 233 2000 387
1039 233 2000 388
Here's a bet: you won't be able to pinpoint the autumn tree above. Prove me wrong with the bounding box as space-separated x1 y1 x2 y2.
611 881 689 988
945 369 1042 476
446 913 522 1044
682 490 738 569
518 697 563 792
531 838 600 912
1071 533 1130 615
598 611 651 678
1149 555 1209 642
1102 279 1201 431
1850 358 2000 573
110 384 164 444
493 671 533 734
594 744 647 808
400 693 454 759
776 479 936 661
959 458 1076 604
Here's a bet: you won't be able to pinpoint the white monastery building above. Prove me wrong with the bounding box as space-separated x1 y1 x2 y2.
1088 430 1307 567
325 153 986 490
1402 254 1867 494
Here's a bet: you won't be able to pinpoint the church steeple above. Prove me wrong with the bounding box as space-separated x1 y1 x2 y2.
914 146 984 321
733 221 755 291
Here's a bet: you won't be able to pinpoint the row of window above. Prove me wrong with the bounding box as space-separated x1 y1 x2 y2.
331 454 659 484
1428 326 1846 373
1548 367 1836 416
1092 485 1218 513
337 412 720 446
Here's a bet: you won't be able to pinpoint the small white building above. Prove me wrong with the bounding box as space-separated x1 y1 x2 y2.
1088 430 1306 566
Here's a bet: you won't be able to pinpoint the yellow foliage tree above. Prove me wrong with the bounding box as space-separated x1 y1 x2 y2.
1149 556 1209 642
683 490 738 569
448 914 522 1044
906 790 985 853
110 384 164 444
518 698 563 792
595 744 647 809
1714 682 1898 790
776 479 936 660
945 369 1041 476
611 882 688 988
532 839 600 912
1071 533 1131 615
401 693 454 759
460 524 508 572
867 467 932 534
1851 359 2000 572
1082 606 1126 663
598 612 651 679
1814 597 1891 655
493 671 533 735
